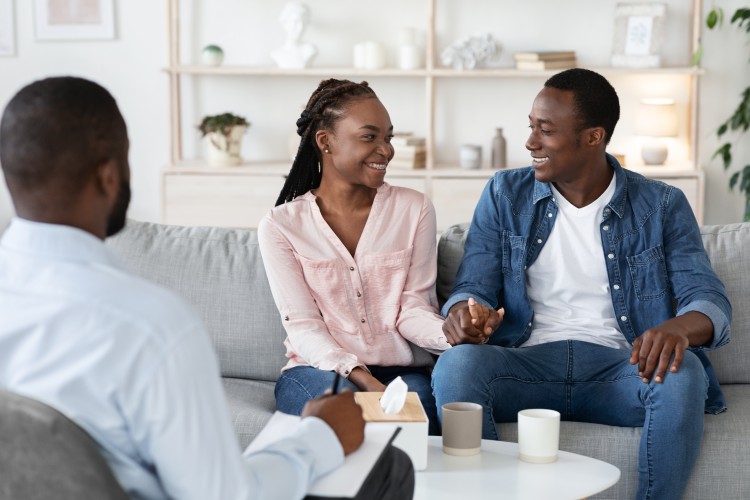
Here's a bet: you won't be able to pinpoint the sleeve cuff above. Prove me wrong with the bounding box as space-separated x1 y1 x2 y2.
441 293 492 317
677 300 730 350
291 416 345 479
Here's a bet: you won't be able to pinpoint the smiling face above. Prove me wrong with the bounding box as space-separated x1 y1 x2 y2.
318 97 394 190
525 86 594 185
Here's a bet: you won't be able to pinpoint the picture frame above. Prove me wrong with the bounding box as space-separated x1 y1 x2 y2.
611 2 667 68
0 0 15 56
34 0 115 41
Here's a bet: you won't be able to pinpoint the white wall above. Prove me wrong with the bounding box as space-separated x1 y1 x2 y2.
0 0 747 229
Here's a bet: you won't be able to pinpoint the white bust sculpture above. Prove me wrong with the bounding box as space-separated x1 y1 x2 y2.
271 2 317 69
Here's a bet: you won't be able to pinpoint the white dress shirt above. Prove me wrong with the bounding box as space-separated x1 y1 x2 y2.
0 218 343 500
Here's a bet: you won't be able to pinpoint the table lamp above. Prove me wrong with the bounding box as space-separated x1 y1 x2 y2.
636 98 678 165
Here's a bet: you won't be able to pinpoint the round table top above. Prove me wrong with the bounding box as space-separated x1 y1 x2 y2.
414 436 621 500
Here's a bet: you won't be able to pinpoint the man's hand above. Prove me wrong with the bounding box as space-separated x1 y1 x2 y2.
302 391 365 455
630 312 713 384
443 298 504 346
348 367 387 392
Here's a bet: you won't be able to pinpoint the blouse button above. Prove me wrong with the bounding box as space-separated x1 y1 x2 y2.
356 291 362 297
360 318 366 323
284 316 289 321
344 370 350 375
349 266 355 271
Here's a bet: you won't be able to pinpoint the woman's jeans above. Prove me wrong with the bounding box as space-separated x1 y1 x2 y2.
432 340 709 500
276 365 440 435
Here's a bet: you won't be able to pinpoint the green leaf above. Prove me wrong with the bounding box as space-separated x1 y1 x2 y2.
717 123 728 136
706 8 719 29
730 171 740 189
712 143 732 170
691 42 703 67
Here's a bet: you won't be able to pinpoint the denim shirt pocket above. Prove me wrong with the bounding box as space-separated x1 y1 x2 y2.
502 232 527 283
626 245 669 301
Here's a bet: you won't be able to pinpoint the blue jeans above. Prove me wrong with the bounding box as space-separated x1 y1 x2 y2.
276 365 440 435
432 340 708 500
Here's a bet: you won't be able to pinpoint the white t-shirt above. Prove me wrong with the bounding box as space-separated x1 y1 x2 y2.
0 218 343 500
523 174 630 349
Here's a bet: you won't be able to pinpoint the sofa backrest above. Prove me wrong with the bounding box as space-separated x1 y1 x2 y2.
107 220 288 382
436 222 750 385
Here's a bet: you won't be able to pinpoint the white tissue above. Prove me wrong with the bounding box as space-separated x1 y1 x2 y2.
380 376 408 414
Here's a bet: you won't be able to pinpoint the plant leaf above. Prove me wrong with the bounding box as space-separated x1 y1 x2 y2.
730 171 740 190
691 42 703 67
706 8 719 29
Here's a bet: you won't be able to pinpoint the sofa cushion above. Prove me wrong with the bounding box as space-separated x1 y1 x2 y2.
437 222 750 384
702 223 750 384
107 220 287 382
222 378 276 448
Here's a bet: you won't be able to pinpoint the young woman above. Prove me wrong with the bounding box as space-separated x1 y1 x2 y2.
258 79 449 434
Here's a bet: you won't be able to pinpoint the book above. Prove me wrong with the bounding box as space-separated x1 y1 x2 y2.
246 411 400 498
515 58 577 71
391 133 426 147
513 51 577 62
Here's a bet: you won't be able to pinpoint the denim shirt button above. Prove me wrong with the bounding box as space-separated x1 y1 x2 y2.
537 239 542 244
607 253 615 259
621 315 628 322
547 213 553 218
613 284 620 290
602 225 610 231
528 322 532 327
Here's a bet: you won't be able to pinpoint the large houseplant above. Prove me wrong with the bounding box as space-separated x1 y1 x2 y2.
705 7 750 220
198 112 250 167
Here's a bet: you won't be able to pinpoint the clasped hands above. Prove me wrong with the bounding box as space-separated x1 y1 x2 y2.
443 298 505 346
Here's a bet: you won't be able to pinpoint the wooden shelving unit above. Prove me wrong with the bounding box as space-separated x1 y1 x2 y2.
163 0 705 228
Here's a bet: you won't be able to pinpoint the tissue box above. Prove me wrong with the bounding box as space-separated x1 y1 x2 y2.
355 392 428 470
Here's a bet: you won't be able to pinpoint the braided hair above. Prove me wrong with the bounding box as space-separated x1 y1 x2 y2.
275 79 377 206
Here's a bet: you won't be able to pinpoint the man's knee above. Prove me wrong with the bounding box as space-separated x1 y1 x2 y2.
434 344 483 379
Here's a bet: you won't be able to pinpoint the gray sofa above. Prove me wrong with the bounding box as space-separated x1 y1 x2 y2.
107 219 750 499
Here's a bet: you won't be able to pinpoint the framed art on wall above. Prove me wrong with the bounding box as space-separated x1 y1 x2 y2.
0 0 15 56
34 0 115 40
611 2 667 68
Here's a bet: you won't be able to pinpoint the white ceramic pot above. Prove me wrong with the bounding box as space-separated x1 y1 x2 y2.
206 125 246 167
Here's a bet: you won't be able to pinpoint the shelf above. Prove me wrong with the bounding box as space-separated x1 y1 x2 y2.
165 65 704 78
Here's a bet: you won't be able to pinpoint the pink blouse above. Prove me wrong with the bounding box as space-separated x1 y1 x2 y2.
258 183 450 377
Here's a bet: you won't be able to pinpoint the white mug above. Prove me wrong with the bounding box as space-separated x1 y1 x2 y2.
517 408 560 463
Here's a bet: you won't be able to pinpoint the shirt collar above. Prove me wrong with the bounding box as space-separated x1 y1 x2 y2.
531 153 628 218
1 217 121 268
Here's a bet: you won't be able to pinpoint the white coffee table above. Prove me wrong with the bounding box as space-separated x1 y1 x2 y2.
414 436 620 500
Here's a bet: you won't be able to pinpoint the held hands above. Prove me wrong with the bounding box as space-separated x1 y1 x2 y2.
442 298 504 346
302 390 365 456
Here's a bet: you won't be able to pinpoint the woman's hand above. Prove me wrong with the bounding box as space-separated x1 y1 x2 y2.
348 367 387 392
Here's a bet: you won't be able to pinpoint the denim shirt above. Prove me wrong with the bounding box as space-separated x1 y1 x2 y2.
443 155 732 413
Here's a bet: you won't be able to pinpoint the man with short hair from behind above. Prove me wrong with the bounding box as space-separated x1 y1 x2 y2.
0 76 414 500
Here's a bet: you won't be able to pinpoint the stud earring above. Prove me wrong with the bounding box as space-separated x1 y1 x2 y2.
324 148 330 153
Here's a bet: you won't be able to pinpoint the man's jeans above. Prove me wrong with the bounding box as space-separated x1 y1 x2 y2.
276 365 440 435
432 340 708 500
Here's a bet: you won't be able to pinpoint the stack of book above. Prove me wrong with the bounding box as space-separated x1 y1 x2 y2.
513 51 577 71
390 133 426 169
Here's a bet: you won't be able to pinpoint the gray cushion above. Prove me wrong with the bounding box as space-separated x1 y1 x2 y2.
436 222 469 308
0 390 128 500
497 384 750 499
702 223 750 384
222 377 276 448
107 220 288 382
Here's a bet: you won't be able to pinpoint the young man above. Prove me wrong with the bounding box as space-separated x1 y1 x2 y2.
0 76 413 500
433 68 731 500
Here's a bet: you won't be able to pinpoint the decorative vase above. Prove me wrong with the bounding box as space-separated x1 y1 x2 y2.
398 28 421 70
459 144 482 169
206 125 247 167
201 45 224 66
491 128 507 169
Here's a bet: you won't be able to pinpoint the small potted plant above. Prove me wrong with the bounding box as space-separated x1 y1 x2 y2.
198 112 250 167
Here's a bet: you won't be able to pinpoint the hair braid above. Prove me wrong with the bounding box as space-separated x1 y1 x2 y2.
275 79 377 206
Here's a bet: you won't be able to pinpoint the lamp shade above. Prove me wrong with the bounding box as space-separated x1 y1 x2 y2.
636 98 678 137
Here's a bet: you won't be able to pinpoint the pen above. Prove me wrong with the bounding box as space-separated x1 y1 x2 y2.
331 372 341 395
